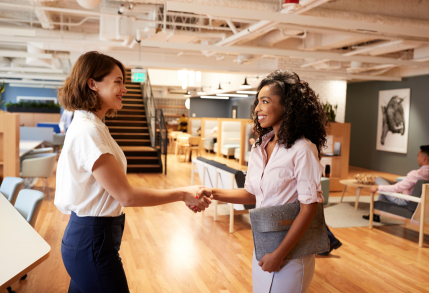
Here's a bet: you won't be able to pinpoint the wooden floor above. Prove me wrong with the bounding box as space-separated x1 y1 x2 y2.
7 151 429 293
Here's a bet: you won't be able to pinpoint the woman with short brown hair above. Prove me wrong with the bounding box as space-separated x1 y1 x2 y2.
55 51 210 293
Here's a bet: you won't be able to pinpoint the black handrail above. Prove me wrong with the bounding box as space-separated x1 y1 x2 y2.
140 73 168 174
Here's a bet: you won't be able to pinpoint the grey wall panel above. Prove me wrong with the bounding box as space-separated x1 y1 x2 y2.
189 97 230 118
345 74 429 175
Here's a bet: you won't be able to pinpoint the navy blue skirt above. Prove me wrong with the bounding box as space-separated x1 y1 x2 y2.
61 212 129 293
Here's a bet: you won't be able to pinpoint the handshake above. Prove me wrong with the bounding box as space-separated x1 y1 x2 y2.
183 185 213 213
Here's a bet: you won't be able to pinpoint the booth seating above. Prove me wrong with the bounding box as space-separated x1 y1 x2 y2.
204 138 217 153
191 157 255 233
370 180 429 247
203 120 218 152
219 121 241 158
234 148 250 163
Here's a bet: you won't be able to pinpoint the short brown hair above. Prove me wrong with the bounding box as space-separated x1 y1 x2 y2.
58 51 125 117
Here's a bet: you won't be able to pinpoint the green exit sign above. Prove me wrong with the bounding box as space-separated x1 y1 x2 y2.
132 72 146 83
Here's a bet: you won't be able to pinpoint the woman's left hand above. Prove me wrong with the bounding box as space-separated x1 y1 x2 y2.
258 252 283 273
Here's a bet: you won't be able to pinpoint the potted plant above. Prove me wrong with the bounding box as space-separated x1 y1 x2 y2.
6 100 61 113
322 101 338 123
0 82 5 112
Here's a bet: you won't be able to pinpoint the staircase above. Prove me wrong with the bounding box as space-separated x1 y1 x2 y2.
105 69 163 173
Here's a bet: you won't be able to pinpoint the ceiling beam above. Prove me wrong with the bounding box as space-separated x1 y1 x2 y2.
0 50 52 59
0 73 65 80
0 67 63 74
138 40 429 68
166 1 429 40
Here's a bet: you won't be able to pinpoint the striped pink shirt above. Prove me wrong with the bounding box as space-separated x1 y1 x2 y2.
378 165 429 195
244 131 324 208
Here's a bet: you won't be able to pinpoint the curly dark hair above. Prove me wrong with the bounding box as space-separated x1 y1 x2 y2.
252 70 329 159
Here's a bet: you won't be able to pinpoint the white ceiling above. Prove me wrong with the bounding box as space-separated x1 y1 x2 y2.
0 0 429 86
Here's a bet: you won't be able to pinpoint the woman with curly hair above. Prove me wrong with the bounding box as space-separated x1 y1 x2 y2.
199 70 328 292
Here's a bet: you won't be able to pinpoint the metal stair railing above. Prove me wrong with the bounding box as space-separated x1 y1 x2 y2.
140 73 168 174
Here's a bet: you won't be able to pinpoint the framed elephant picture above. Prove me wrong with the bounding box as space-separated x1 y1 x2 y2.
376 88 410 154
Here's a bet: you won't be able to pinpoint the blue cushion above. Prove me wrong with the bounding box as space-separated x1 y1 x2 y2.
37 123 61 133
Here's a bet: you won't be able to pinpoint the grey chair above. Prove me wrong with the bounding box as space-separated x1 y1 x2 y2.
27 147 54 155
370 180 429 247
21 153 56 201
7 189 45 293
53 133 66 154
0 177 24 206
14 189 45 228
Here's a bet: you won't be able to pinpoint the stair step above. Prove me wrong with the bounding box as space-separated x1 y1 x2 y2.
126 156 158 159
112 134 149 139
106 120 147 124
122 99 142 102
126 88 141 92
123 93 142 97
116 139 150 142
113 115 145 118
128 164 161 168
109 126 148 129
122 103 145 107
121 146 157 152
117 109 145 113
106 116 145 121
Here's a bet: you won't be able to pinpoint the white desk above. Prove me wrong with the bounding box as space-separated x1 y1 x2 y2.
0 192 51 290
19 140 44 157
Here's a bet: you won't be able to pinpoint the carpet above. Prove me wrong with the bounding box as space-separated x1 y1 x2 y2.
324 196 403 228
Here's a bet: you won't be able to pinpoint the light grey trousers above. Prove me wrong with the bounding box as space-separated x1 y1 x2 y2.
252 252 315 293
375 177 408 206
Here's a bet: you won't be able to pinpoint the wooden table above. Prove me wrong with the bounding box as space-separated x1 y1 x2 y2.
0 192 51 291
19 140 44 157
339 179 375 210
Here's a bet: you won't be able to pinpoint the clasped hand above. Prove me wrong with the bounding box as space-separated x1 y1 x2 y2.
185 187 213 213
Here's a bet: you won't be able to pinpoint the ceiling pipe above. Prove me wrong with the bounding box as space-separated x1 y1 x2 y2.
225 20 238 35
343 40 404 56
203 0 328 57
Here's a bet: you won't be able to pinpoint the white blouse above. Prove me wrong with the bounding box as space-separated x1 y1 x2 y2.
54 110 127 217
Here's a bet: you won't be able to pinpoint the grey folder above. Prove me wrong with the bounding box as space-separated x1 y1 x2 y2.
250 202 329 260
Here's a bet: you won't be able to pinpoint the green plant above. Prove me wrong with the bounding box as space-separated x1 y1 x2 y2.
0 81 5 108
322 101 338 122
5 100 61 109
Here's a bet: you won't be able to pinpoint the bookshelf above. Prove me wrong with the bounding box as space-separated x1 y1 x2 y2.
325 122 351 191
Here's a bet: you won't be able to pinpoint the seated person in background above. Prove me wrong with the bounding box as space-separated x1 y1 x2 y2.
363 145 429 222
59 109 74 133
177 114 188 132
210 126 218 143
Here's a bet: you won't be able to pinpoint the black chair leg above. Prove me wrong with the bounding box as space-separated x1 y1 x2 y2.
7 286 17 293
20 274 27 281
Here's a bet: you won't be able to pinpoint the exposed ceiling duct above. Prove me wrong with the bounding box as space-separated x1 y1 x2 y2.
77 0 102 9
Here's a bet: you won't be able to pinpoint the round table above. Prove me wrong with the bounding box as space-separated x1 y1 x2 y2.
339 179 375 210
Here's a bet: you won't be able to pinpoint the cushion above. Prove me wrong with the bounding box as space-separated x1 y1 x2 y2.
221 144 240 156
375 180 429 218
374 200 414 219
234 148 240 159
213 143 218 153
204 140 214 150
